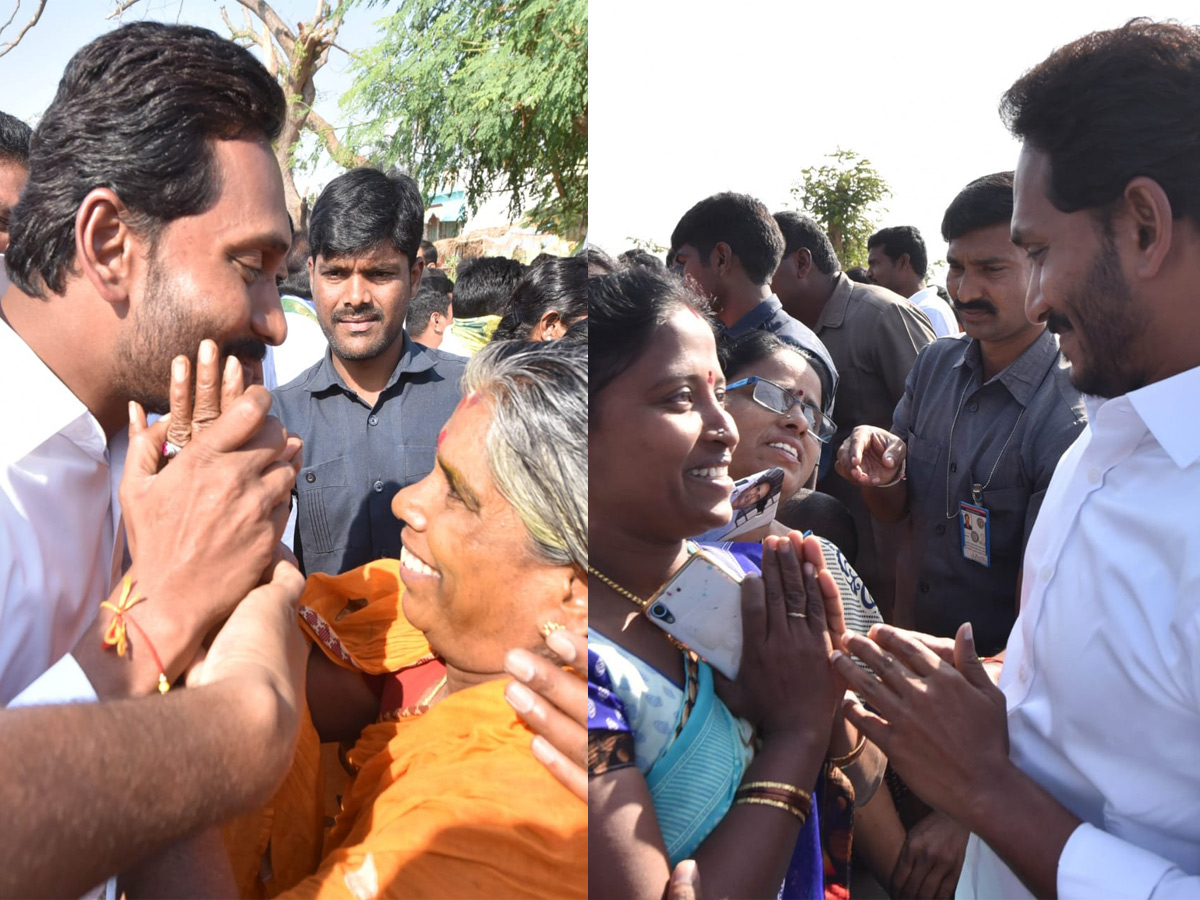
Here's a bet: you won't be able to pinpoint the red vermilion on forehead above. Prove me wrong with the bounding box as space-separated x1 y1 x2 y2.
437 427 447 449
461 391 483 409
707 370 714 385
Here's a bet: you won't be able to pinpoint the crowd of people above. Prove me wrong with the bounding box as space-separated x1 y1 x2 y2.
5 12 1200 900
588 17 1200 900
0 20 587 900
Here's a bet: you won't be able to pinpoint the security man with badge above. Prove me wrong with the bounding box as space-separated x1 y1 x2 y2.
834 172 1085 656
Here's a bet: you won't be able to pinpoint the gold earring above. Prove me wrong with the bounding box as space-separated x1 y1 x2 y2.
538 621 565 638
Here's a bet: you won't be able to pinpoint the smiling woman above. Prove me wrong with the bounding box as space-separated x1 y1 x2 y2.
227 340 588 899
588 266 847 899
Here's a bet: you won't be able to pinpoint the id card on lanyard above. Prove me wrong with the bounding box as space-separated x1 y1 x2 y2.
960 501 990 567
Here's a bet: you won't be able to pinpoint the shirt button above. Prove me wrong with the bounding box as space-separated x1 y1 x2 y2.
1040 565 1054 582
305 472 316 483
950 462 957 473
368 415 379 426
919 582 930 594
968 401 979 413
373 480 384 493
1088 467 1102 484
935 524 946 535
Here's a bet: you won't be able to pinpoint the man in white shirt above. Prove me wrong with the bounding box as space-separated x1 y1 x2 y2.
832 19 1200 898
0 21 306 893
867 224 960 338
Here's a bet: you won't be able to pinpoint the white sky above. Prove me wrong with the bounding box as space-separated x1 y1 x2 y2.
589 1 1200 280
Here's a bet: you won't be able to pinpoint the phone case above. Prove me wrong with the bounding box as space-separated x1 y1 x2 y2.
644 549 744 678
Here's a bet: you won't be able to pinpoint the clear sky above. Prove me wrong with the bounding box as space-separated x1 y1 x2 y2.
589 2 1200 281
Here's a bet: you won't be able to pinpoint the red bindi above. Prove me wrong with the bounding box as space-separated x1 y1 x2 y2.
707 370 714 385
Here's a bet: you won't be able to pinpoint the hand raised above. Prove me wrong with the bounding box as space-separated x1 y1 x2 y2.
836 426 907 486
503 628 587 801
119 389 300 670
714 535 841 747
831 622 1009 824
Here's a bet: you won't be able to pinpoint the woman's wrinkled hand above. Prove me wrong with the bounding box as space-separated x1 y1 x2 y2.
504 628 587 801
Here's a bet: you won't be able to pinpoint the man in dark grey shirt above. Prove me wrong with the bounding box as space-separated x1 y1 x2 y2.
836 172 1086 656
667 192 838 413
272 168 465 576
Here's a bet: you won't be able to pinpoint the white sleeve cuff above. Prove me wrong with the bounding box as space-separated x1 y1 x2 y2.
7 653 98 707
1058 822 1200 898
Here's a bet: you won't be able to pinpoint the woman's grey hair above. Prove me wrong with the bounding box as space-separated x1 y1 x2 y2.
462 340 587 571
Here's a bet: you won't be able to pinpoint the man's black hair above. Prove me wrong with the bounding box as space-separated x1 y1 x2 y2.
405 282 451 336
277 229 312 299
670 192 784 286
0 111 31 166
868 225 928 278
618 248 667 271
7 22 285 297
453 256 526 318
420 238 438 265
309 167 424 265
1001 18 1200 225
772 211 839 276
494 256 586 341
941 172 1016 242
422 268 454 297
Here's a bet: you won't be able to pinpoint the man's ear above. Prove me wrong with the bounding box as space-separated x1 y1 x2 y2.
75 188 137 304
794 247 814 279
1121 176 1174 280
899 252 912 273
409 256 426 292
712 241 734 276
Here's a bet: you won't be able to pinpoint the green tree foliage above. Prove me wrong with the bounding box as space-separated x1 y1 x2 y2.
790 148 891 269
343 0 587 239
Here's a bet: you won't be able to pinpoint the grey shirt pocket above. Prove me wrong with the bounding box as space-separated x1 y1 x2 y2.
296 456 350 554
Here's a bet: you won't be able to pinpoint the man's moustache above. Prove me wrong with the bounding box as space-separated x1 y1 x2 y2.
953 301 996 314
222 338 267 362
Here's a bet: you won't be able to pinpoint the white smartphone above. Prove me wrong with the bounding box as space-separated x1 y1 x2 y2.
644 549 744 679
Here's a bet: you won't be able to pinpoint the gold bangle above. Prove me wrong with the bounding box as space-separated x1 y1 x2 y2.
734 795 810 823
827 734 867 767
739 780 806 792
735 783 813 818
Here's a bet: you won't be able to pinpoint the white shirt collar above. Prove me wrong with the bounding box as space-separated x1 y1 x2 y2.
1082 363 1200 470
0 319 107 465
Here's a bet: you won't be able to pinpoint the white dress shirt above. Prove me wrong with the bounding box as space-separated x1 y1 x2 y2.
959 364 1200 898
908 286 959 338
0 320 125 704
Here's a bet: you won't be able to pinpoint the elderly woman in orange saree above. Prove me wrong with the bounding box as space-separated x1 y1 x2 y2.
221 340 588 900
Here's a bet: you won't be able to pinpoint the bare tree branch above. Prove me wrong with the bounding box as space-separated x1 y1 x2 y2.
106 0 145 21
233 0 294 56
0 0 48 58
305 107 366 169
1 1 23 34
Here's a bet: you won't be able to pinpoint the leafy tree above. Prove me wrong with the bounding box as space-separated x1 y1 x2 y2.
789 148 890 269
342 0 587 240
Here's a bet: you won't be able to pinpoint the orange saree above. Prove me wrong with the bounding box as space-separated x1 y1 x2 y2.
226 559 586 899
